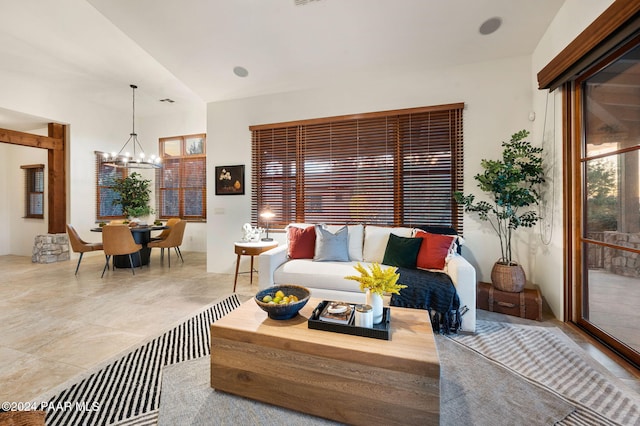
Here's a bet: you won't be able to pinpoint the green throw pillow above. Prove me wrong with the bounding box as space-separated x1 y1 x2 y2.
382 233 422 269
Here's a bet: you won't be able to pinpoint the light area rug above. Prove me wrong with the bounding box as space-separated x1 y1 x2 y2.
29 295 639 426
158 357 336 425
158 333 573 425
449 320 640 426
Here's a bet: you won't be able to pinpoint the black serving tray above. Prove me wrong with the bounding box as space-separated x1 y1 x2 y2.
307 300 391 340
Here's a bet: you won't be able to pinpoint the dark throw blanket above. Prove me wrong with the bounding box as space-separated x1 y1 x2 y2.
390 267 461 334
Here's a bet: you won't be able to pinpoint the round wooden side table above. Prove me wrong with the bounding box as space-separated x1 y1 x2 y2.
233 241 278 291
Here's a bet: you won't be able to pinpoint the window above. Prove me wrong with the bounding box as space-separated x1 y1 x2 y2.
157 134 207 220
250 104 464 231
577 37 640 363
537 0 640 366
22 164 44 219
95 153 126 220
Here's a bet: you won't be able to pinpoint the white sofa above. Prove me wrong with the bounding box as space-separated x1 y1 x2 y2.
259 224 476 333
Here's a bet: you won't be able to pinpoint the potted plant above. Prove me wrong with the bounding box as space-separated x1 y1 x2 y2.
112 172 154 221
345 262 407 324
454 130 544 292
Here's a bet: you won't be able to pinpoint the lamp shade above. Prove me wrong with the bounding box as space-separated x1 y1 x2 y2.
260 206 275 241
260 207 275 220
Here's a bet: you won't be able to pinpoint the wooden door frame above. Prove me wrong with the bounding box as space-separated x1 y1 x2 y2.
0 123 66 233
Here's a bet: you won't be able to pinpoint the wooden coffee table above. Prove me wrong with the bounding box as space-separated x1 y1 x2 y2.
210 298 439 425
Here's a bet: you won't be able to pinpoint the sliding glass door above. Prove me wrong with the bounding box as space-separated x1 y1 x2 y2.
577 38 640 364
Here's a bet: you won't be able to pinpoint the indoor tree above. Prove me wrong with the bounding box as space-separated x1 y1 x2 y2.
454 129 544 291
112 172 153 219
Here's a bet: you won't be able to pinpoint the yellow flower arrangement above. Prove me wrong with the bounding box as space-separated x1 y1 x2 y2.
345 262 407 296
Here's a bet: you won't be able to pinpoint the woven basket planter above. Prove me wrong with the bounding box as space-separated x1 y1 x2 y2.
491 262 526 293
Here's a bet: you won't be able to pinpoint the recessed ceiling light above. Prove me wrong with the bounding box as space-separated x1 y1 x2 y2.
233 66 249 78
479 17 502 35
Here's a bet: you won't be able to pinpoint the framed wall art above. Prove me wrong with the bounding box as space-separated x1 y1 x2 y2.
215 165 245 195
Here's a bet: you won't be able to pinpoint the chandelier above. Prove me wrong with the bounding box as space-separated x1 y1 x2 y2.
102 84 162 169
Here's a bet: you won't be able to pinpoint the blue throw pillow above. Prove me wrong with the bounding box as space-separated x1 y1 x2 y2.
382 233 422 269
313 225 350 262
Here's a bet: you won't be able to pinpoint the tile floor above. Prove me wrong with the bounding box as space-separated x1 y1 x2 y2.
1 250 638 405
0 251 255 402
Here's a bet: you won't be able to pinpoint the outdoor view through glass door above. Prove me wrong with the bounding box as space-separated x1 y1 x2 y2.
580 39 640 362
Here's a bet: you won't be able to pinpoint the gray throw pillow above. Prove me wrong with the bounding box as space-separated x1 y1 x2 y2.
313 225 350 262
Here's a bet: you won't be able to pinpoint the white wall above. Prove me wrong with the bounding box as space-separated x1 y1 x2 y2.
207 55 535 277
4 143 48 256
529 0 615 319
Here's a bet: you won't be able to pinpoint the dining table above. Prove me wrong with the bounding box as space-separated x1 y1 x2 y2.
91 225 168 268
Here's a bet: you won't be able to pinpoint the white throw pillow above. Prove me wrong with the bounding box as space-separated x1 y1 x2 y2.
363 225 413 263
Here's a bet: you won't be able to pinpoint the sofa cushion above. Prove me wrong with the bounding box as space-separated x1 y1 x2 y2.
274 259 364 293
324 224 364 261
363 226 413 263
287 225 316 259
382 233 422 269
314 225 350 262
415 230 456 270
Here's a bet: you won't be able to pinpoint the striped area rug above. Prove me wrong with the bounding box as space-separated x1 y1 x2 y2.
39 294 241 426
450 320 640 426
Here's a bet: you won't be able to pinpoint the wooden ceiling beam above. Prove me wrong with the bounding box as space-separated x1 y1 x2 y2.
0 127 62 150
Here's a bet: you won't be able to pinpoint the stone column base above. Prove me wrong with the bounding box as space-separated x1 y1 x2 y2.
32 233 70 263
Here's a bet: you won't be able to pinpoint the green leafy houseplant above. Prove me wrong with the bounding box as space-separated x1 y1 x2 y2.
454 130 544 290
112 172 153 219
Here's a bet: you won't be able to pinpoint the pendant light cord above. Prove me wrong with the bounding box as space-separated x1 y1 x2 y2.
131 84 137 136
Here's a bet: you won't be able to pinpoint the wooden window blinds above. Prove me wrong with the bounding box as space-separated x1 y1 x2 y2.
250 103 464 232
21 164 45 219
157 134 207 220
95 153 127 220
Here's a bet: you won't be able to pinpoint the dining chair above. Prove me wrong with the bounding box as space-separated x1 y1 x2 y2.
148 219 186 268
150 217 181 242
101 225 142 278
66 224 103 275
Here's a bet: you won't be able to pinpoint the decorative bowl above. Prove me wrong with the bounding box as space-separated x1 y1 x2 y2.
255 285 311 320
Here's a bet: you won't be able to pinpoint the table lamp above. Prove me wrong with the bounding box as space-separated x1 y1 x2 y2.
260 206 275 241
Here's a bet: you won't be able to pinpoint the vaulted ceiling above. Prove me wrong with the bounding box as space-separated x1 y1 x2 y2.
0 0 565 129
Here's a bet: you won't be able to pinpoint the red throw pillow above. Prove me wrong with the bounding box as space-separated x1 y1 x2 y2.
287 226 316 259
415 230 456 270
